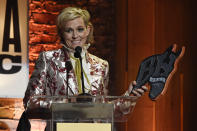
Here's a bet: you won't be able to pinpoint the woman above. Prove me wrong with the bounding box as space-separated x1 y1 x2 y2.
23 7 147 114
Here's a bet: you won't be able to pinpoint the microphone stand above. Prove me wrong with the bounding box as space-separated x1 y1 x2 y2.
66 61 72 101
78 55 86 94
74 46 92 102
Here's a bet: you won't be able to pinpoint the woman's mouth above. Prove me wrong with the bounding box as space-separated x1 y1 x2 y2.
72 40 81 44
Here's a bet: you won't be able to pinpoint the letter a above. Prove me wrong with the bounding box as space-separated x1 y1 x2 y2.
2 0 21 52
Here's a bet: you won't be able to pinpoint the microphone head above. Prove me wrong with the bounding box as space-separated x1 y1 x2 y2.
74 46 82 58
75 46 82 53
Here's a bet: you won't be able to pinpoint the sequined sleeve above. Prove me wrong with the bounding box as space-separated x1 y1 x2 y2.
112 75 137 117
100 60 135 117
113 97 137 119
103 61 109 95
23 52 50 110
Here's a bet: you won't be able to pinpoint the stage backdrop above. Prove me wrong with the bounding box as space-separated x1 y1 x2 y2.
0 0 28 98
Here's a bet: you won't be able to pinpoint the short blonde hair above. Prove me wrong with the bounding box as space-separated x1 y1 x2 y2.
57 7 94 44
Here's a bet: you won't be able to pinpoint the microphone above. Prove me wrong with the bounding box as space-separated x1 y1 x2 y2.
74 46 82 58
74 46 92 102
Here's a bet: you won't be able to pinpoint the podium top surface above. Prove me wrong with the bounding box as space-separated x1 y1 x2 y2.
27 95 138 122
32 95 138 103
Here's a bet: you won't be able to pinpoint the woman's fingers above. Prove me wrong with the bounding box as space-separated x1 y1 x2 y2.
131 89 142 97
135 88 145 94
141 85 148 91
132 81 137 85
128 81 137 93
128 81 148 97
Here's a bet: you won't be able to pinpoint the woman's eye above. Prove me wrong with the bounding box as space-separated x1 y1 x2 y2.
65 28 73 33
78 28 84 32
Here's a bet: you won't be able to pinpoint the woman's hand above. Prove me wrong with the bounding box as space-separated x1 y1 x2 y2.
127 81 148 97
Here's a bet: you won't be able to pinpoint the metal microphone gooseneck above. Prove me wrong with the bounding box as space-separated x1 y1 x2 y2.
65 61 72 97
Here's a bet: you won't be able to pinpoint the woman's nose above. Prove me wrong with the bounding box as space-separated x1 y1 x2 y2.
72 30 78 39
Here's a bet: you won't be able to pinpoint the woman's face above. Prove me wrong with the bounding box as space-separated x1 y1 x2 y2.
62 17 90 49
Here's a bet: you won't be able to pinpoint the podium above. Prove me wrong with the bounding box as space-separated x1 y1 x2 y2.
27 95 138 131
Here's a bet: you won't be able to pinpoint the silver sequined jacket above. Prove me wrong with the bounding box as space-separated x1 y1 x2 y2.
23 47 135 116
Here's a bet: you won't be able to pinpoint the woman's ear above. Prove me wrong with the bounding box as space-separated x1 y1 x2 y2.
86 25 91 36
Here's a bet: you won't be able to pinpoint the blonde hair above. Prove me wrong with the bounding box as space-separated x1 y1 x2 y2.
57 7 94 44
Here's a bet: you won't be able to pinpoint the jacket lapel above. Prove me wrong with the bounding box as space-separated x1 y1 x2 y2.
51 49 104 96
53 49 79 95
86 53 103 94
